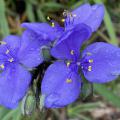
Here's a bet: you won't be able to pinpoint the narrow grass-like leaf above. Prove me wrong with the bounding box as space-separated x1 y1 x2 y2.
36 8 46 22
0 107 10 119
0 0 10 37
94 0 118 45
94 84 120 108
68 102 101 114
25 1 35 22
1 108 19 120
71 1 83 9
42 2 65 9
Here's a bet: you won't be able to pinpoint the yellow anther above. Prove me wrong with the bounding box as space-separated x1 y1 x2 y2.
8 58 14 62
70 50 74 55
0 41 6 45
73 14 77 17
89 59 93 63
51 22 55 27
5 49 9 54
88 66 92 71
67 62 70 67
66 79 72 83
0 64 5 69
87 52 92 56
47 16 50 20
61 19 65 22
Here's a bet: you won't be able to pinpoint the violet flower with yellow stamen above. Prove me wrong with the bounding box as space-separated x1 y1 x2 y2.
0 32 43 109
41 22 120 108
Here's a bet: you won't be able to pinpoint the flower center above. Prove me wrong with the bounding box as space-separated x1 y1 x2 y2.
0 64 5 69
8 58 14 62
66 78 72 83
5 49 9 54
66 51 94 72
65 51 93 84
80 52 93 72
62 10 77 29
5 49 15 63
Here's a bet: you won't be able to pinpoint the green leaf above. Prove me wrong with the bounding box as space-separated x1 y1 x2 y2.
36 9 46 22
25 1 35 22
68 102 101 117
0 0 10 37
94 0 118 45
0 107 10 119
42 2 65 9
1 108 19 120
71 1 83 9
94 84 120 108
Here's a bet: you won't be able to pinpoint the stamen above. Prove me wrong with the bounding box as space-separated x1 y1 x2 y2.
5 49 9 54
73 14 77 17
77 62 80 66
70 50 74 55
88 66 92 71
89 59 93 63
0 41 6 45
47 16 50 21
66 62 70 67
61 19 65 22
66 78 72 83
8 58 14 62
0 64 5 69
51 22 55 27
63 10 69 17
87 52 92 56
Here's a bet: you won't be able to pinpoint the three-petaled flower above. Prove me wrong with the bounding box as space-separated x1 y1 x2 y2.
41 4 120 108
0 32 43 108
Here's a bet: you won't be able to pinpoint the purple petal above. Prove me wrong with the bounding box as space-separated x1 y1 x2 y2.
21 22 63 42
65 4 92 30
84 4 105 32
0 63 31 109
3 35 21 49
65 4 104 32
51 23 91 60
0 36 21 70
82 42 120 83
2 35 21 55
41 62 81 108
18 30 43 68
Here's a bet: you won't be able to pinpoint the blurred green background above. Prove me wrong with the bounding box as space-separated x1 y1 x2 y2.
0 0 120 120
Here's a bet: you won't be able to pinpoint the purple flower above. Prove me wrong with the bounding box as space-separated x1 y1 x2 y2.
21 22 63 46
64 3 104 32
41 22 120 108
0 32 43 109
21 3 104 46
40 3 105 108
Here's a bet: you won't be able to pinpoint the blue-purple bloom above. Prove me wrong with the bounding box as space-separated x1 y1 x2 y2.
0 32 43 109
21 3 104 46
41 4 120 108
41 24 120 108
64 3 104 32
21 22 63 47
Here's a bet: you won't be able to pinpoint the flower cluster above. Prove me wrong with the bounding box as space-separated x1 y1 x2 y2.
0 3 120 109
